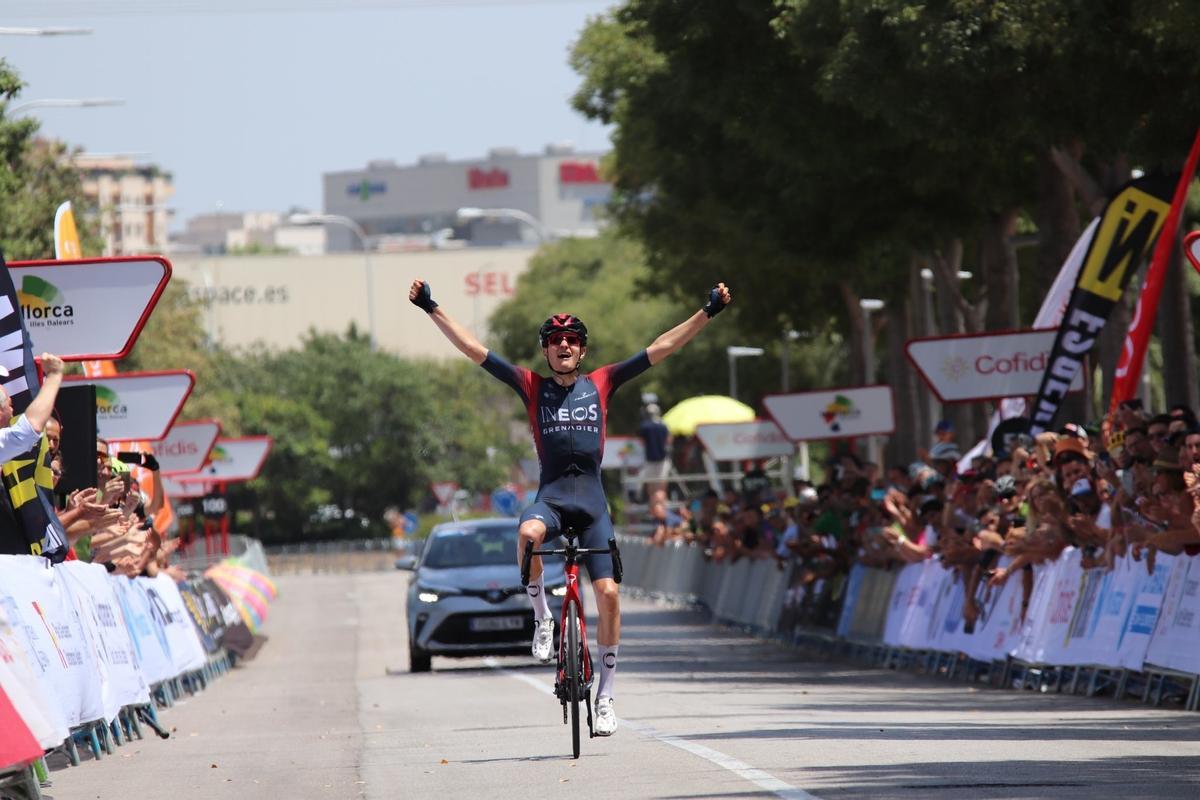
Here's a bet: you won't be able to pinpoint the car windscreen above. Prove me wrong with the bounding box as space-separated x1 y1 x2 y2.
422 525 519 569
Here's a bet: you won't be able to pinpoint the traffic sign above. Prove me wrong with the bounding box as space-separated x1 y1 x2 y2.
403 510 419 533
491 487 520 517
431 482 458 506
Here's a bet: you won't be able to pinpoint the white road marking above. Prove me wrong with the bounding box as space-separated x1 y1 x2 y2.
483 658 822 800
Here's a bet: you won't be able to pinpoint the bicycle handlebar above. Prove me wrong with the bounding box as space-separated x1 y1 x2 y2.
520 536 624 585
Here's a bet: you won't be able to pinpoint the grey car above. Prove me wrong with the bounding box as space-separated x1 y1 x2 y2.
398 518 564 672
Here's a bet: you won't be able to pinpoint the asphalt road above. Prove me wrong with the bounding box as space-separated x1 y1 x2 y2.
47 570 1200 800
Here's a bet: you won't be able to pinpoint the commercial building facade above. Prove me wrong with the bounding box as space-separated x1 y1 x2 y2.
170 247 532 359
321 145 611 252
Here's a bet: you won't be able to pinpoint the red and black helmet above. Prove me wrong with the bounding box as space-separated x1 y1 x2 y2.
538 313 588 347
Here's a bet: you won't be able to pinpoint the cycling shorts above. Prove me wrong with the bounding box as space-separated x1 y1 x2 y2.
520 496 615 581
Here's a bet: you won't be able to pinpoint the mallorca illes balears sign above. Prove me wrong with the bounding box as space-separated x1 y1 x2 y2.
763 386 895 442
156 420 221 475
7 257 171 360
64 371 194 442
175 436 273 485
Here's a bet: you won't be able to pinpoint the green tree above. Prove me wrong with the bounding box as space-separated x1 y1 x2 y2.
0 59 102 260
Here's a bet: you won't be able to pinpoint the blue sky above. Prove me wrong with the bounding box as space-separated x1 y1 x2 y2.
4 0 614 228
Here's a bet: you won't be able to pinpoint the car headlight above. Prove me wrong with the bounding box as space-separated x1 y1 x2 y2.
550 585 567 597
417 591 440 603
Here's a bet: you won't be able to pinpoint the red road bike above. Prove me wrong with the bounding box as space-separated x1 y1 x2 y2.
521 528 622 759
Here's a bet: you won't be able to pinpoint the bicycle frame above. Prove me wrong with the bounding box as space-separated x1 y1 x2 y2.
558 559 593 688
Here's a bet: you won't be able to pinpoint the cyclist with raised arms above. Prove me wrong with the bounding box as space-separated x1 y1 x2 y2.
410 278 731 736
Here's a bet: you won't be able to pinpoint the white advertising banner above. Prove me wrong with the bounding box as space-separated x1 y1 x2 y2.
763 386 895 442
175 436 273 484
961 562 1025 662
906 328 1085 403
64 370 195 442
58 562 150 713
882 562 926 647
7 257 171 361
144 574 207 675
0 555 102 727
695 420 794 461
0 600 68 747
1116 553 1174 670
601 436 646 470
157 419 221 474
110 576 175 686
1144 555 1200 673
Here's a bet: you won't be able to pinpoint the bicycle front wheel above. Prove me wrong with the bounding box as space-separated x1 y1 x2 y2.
566 603 581 759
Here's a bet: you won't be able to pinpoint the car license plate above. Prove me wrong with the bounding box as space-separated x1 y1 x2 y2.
470 616 525 632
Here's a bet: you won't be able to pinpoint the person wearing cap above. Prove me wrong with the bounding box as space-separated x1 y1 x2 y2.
928 441 961 479
1052 436 1092 494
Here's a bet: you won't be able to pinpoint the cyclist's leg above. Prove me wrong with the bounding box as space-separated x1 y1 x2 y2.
582 512 621 721
518 501 561 583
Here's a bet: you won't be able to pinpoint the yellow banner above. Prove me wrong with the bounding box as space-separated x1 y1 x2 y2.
53 201 82 260
1076 185 1171 302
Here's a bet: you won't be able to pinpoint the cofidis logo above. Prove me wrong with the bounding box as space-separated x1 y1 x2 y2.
95 386 129 418
18 276 74 328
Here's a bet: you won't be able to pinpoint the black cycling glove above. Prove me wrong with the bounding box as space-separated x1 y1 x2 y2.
702 284 727 318
410 281 439 313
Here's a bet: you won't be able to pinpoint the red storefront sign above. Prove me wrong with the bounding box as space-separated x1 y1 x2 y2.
468 167 510 190
558 161 603 184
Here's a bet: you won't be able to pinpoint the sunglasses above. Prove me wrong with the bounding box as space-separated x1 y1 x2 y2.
547 333 582 347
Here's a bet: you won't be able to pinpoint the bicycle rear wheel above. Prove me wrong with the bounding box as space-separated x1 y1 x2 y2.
566 603 581 759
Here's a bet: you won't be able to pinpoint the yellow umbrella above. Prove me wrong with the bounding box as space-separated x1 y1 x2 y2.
661 395 755 436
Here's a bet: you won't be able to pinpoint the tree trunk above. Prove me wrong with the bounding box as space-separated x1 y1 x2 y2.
1035 147 1082 292
931 243 977 445
982 209 1021 331
840 281 865 386
885 303 918 466
1158 230 1197 410
909 259 934 452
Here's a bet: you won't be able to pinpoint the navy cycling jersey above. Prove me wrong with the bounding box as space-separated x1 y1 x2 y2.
481 350 651 486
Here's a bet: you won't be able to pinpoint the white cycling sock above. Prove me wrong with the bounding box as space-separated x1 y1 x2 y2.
596 644 619 700
526 574 551 620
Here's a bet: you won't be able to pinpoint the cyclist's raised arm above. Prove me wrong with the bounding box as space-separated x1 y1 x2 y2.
645 282 732 366
409 279 488 364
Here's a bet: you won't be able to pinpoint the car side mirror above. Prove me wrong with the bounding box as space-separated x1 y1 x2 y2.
394 556 418 571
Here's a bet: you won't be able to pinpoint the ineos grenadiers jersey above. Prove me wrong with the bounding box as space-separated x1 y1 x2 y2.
481 350 651 487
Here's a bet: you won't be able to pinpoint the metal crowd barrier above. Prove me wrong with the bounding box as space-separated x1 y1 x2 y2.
615 535 792 634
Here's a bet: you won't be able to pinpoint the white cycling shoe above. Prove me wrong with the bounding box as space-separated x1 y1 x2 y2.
594 697 617 736
532 618 554 663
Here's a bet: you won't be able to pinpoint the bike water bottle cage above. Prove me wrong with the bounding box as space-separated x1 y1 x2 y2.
539 313 588 348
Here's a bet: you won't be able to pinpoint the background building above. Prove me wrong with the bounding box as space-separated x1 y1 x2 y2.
322 143 610 252
75 154 174 256
172 211 326 256
170 246 531 358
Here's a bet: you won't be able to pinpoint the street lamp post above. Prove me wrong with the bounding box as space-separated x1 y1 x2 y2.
456 207 548 243
860 298 885 466
289 212 378 352
0 27 93 36
727 345 764 401
7 97 124 116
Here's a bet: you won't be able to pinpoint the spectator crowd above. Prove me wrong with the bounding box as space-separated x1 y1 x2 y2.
640 402 1200 630
0 353 184 581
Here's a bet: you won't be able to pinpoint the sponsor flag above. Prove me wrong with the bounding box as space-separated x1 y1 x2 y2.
0 251 69 559
53 201 83 260
1027 173 1175 434
1110 128 1200 408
